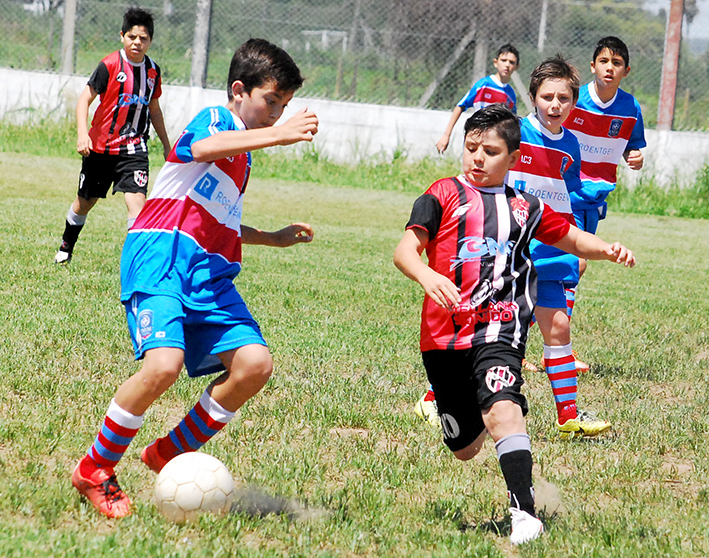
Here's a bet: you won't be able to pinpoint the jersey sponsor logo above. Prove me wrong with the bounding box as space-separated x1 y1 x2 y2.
451 235 514 269
194 172 219 200
573 116 584 126
510 197 530 227
134 170 148 188
118 93 151 107
453 300 519 326
469 279 496 307
214 190 243 219
608 118 623 138
485 365 515 393
116 71 128 83
520 155 533 165
138 309 153 340
440 413 461 440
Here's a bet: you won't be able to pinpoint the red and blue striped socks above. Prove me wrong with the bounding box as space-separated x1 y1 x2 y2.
87 399 144 468
543 343 577 424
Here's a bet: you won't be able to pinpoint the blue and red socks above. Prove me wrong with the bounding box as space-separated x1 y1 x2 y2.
565 287 576 320
543 343 578 424
87 399 144 469
152 390 236 463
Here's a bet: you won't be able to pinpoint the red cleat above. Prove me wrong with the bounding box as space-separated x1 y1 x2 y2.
140 440 171 474
71 455 132 518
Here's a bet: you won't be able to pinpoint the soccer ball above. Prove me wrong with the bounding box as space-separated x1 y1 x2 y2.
154 452 235 523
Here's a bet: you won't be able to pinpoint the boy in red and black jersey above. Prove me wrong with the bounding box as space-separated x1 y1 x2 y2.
54 7 171 264
394 104 635 545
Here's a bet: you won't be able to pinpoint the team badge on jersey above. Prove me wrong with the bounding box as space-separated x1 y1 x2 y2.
134 170 148 188
116 71 128 83
608 118 623 138
138 309 153 340
147 68 158 89
485 365 515 393
510 197 530 227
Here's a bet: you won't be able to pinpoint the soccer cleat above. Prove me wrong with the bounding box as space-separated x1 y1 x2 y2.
557 409 611 438
71 455 132 518
522 358 539 373
54 250 72 264
414 394 441 427
509 507 544 545
573 350 590 374
141 440 171 474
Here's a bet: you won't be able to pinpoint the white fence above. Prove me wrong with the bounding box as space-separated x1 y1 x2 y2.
2 68 707 187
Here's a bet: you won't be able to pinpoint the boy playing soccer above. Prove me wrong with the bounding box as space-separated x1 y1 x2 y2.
436 44 519 154
71 38 319 518
563 36 646 326
394 104 635 544
54 8 171 264
507 56 611 437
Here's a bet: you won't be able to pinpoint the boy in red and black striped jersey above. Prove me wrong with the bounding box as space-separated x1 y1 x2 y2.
394 104 635 545
54 8 171 264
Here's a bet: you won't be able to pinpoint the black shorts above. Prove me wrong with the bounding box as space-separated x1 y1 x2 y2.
78 151 149 199
422 343 528 452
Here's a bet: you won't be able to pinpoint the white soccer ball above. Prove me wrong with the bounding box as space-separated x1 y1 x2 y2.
154 452 235 523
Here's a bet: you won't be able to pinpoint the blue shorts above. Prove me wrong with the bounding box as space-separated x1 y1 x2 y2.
573 204 607 234
536 280 567 309
125 292 267 377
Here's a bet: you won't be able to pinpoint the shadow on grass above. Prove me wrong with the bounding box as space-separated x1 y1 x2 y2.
230 485 331 522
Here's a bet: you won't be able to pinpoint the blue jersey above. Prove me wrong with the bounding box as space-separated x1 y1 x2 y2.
121 105 251 310
565 82 646 209
508 114 581 284
457 75 517 114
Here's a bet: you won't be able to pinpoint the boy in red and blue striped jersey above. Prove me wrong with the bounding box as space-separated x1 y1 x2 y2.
71 39 319 518
54 8 171 264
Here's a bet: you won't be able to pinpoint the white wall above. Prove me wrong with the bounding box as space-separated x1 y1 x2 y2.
2 67 708 186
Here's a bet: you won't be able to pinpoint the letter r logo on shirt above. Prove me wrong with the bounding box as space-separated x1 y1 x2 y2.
194 172 219 200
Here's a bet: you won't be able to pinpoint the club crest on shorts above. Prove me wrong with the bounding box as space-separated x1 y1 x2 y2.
138 309 153 340
485 365 515 393
134 170 148 188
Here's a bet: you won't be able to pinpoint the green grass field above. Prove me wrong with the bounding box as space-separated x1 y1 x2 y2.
1 149 709 557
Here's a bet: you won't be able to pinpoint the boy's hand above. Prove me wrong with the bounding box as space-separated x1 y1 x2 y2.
278 108 319 146
604 242 636 267
419 268 462 310
273 222 314 247
436 134 450 154
77 132 93 156
623 149 644 170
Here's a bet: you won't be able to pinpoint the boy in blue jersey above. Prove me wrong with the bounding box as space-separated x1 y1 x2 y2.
71 39 319 519
436 44 520 154
563 37 646 329
508 56 611 437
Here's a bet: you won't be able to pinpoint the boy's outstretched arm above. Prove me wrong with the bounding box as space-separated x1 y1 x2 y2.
552 225 636 267
436 106 464 154
191 108 318 163
241 222 313 247
394 228 462 309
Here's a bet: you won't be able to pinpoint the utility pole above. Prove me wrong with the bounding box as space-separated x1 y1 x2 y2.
60 0 78 75
657 0 684 131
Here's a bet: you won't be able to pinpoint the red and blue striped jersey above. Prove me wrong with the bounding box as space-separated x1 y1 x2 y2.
508 114 581 284
457 75 517 114
406 176 570 351
565 82 646 208
87 49 162 156
120 106 251 309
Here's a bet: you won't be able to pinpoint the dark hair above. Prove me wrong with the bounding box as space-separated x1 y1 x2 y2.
122 7 154 39
464 103 521 153
593 36 630 67
227 39 304 99
529 55 580 103
497 43 520 65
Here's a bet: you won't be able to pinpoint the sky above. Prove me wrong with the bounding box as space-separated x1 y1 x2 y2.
644 0 709 39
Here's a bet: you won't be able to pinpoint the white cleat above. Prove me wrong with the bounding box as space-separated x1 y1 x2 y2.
54 250 72 264
509 507 543 545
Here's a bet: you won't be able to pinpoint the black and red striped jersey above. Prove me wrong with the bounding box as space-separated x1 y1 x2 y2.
87 49 163 155
406 175 570 351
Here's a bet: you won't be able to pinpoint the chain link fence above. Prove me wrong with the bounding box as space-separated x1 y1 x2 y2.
2 0 709 130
